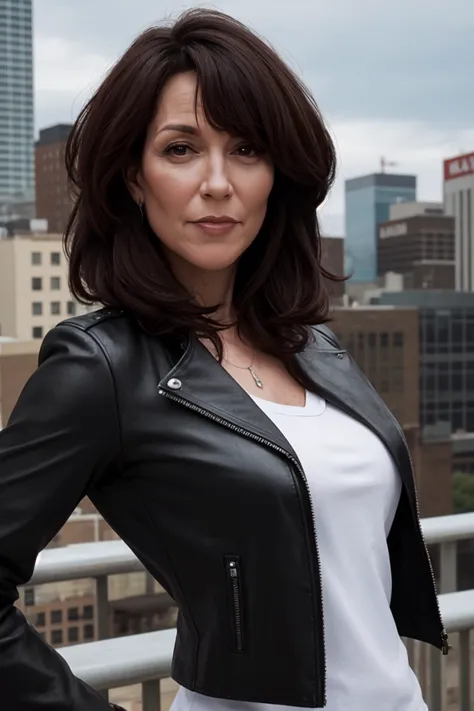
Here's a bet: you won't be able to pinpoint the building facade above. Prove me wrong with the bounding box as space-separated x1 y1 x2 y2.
0 0 34 219
377 206 455 289
345 172 417 283
35 124 74 234
377 291 474 435
444 151 474 291
0 232 80 341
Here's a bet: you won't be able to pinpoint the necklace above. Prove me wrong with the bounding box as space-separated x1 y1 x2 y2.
224 352 264 389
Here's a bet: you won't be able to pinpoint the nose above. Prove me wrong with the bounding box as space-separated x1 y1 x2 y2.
200 154 233 200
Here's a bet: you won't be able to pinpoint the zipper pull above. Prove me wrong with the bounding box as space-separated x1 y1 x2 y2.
441 629 451 655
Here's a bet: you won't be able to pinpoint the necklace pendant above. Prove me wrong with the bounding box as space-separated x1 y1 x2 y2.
248 366 263 389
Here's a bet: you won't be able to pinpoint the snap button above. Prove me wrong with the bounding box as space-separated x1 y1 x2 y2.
337 353 344 359
167 378 182 390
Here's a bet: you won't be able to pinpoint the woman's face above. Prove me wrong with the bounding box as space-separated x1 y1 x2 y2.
131 71 274 276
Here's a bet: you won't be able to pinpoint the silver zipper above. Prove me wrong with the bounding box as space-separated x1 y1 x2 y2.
159 388 327 705
227 559 244 652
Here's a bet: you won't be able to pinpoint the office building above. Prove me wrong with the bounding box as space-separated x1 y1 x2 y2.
0 232 79 341
331 305 452 518
444 151 474 291
345 172 417 283
35 124 74 234
377 202 455 289
376 290 474 434
0 0 34 220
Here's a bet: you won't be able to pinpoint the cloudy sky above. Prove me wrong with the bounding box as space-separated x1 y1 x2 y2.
33 0 474 234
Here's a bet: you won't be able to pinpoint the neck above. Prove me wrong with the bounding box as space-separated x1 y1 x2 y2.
168 253 237 324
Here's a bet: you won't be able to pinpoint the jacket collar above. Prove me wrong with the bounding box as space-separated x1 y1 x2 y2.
158 329 414 497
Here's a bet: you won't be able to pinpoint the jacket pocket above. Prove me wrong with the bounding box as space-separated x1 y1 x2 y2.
224 555 245 653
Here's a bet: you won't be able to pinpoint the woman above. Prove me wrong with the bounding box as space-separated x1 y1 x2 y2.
0 8 448 711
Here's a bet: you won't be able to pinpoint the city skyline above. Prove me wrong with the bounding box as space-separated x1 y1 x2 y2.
0 0 34 209
30 0 474 234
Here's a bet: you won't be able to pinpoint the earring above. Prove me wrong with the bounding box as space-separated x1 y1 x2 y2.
138 200 145 220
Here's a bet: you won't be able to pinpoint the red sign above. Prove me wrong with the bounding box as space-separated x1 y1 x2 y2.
444 152 474 181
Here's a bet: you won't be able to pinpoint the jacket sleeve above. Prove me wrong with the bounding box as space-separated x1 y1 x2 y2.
0 323 124 710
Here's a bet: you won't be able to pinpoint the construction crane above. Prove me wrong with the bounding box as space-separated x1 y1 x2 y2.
380 157 398 173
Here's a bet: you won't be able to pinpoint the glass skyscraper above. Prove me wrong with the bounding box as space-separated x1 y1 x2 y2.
345 173 417 283
0 0 34 217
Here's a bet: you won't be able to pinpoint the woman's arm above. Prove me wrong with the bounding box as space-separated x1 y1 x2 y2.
0 323 123 710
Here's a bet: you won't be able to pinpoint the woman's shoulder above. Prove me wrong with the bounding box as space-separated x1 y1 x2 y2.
44 307 169 375
309 323 342 351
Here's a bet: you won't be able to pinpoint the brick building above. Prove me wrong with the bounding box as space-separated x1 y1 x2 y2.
35 124 74 234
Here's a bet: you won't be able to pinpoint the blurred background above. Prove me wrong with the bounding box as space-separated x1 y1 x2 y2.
0 1 473 710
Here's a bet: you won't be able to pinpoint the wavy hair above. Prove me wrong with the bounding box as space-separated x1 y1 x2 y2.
65 8 344 361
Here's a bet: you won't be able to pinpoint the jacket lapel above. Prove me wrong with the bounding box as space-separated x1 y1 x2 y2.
296 331 415 505
159 331 415 509
158 334 297 455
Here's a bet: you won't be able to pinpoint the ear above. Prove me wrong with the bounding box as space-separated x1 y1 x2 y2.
125 165 144 205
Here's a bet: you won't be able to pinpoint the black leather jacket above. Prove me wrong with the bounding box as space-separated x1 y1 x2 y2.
0 309 448 710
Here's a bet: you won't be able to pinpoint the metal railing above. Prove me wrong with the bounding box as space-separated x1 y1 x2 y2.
21 511 474 711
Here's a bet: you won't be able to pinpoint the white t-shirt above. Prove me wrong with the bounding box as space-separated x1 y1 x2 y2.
171 391 427 711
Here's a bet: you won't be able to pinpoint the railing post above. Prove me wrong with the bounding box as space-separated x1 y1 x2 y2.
459 630 471 711
429 646 442 711
95 575 110 702
142 679 161 711
440 541 457 594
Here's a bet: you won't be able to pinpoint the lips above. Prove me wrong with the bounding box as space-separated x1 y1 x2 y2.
190 217 240 235
192 216 239 224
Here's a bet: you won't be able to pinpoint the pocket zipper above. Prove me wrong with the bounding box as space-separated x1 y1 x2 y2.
226 557 244 652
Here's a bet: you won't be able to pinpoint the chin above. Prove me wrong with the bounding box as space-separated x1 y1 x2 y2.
184 246 247 272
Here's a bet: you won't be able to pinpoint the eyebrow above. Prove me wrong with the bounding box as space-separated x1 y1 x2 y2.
156 123 199 136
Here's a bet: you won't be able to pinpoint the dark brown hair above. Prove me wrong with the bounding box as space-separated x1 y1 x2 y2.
65 8 343 360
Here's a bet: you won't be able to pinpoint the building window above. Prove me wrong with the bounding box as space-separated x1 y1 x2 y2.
51 609 62 625
31 251 41 265
67 301 76 316
35 612 45 626
32 301 43 315
380 332 389 348
393 332 404 347
51 629 63 645
68 607 79 621
50 301 61 315
50 276 61 290
68 626 79 643
31 277 42 291
32 326 43 339
83 624 94 640
24 588 35 606
82 605 94 620
51 252 61 265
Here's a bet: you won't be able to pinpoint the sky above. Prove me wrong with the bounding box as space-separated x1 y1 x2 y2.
33 0 474 235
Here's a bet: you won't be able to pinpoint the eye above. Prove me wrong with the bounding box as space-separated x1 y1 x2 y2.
164 142 193 157
234 143 260 158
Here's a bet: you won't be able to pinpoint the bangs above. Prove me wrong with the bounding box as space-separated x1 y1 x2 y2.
182 35 333 190
188 46 279 154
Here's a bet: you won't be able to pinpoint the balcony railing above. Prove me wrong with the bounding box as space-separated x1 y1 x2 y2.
17 511 474 711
